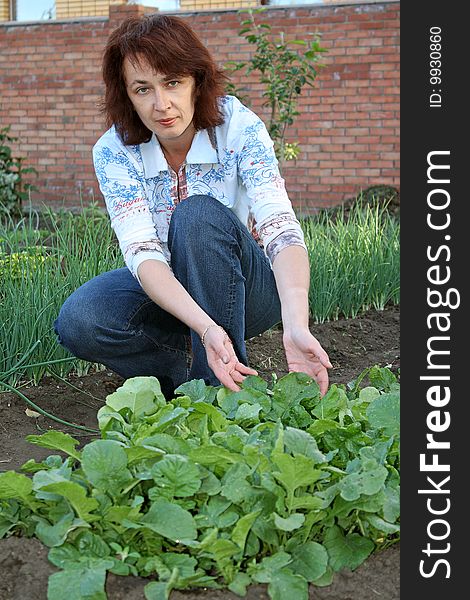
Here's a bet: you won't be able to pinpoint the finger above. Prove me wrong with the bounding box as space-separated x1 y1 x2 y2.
235 362 258 376
217 345 232 365
206 342 231 365
321 352 333 369
317 371 329 397
216 369 241 392
309 339 333 369
231 370 245 384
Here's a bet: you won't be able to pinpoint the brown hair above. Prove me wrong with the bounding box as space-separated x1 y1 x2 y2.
101 14 229 145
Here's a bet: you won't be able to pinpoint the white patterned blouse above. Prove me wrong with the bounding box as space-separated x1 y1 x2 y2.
93 95 306 282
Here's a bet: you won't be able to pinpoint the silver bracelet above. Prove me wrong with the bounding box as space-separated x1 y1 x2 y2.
201 324 225 348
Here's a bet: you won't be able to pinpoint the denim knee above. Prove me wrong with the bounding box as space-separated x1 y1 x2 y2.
173 194 228 220
54 293 103 359
168 195 235 244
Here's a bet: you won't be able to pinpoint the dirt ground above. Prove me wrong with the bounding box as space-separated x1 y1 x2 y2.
0 304 400 600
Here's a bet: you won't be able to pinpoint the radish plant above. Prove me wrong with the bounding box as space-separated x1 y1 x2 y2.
0 367 399 600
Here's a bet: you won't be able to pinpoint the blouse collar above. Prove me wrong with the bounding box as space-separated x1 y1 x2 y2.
140 128 219 177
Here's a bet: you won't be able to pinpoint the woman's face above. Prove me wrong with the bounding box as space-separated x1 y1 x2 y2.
123 56 196 150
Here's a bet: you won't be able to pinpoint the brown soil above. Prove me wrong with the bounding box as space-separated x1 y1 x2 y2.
0 304 400 600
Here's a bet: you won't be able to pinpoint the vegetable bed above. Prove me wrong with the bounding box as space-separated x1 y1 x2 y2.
0 305 400 599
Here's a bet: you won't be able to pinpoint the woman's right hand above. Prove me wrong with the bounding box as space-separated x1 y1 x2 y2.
202 325 257 391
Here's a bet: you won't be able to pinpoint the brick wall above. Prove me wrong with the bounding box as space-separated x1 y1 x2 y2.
0 1 399 213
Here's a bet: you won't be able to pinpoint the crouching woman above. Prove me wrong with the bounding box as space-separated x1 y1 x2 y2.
54 14 331 399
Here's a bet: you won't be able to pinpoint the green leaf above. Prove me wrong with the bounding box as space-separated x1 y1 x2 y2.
268 568 308 600
0 518 16 539
96 405 126 431
189 445 240 466
125 446 164 464
216 387 239 416
81 440 133 495
361 440 394 465
234 387 271 413
0 471 33 500
272 453 322 494
312 385 349 420
383 470 400 523
241 375 268 393
271 372 319 419
228 572 251 596
47 565 108 600
324 525 374 571
368 366 398 391
150 406 189 432
231 509 261 551
291 495 323 510
141 498 197 541
26 431 81 460
21 455 63 473
35 512 76 547
273 512 305 531
48 544 82 568
76 531 112 559
251 515 279 547
284 427 326 462
32 463 72 501
290 541 328 581
358 386 381 403
42 482 99 522
193 401 228 431
363 514 400 535
198 467 222 496
144 581 171 600
218 509 241 530
330 491 384 520
366 392 400 436
339 463 388 501
311 565 334 587
250 551 292 583
196 496 235 529
221 462 253 504
161 553 197 579
105 376 166 416
209 537 240 577
175 378 208 401
235 402 262 423
140 432 191 455
103 504 134 526
307 419 338 437
151 454 202 497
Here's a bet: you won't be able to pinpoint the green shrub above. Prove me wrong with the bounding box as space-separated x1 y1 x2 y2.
0 247 54 281
0 126 37 219
226 8 326 166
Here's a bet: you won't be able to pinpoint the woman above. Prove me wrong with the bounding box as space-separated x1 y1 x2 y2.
54 14 332 399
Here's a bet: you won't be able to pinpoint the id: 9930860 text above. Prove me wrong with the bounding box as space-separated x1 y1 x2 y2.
429 26 442 108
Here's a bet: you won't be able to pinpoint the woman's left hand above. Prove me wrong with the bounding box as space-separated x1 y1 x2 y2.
202 325 258 392
282 328 332 396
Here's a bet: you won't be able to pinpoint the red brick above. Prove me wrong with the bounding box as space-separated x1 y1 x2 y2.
0 3 399 212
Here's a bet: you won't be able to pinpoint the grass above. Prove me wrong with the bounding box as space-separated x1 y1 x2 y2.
301 201 400 323
0 205 124 386
0 202 399 386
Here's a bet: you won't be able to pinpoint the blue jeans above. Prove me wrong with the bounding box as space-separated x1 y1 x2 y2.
54 195 282 398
